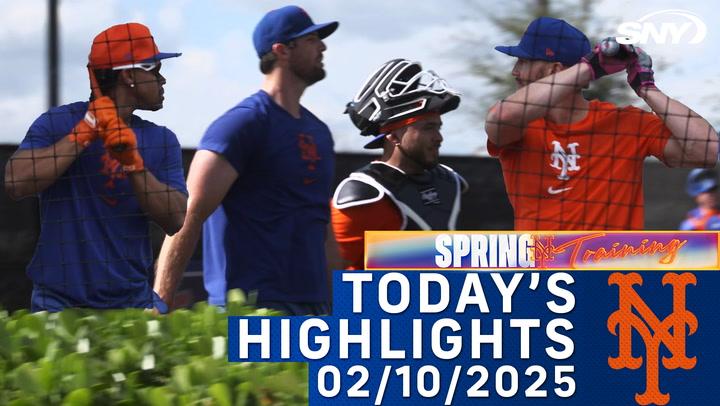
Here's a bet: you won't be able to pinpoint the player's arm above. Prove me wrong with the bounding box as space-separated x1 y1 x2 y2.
128 170 187 235
620 47 719 167
485 63 593 147
640 88 718 168
486 38 649 147
4 103 106 200
4 138 89 200
154 150 238 307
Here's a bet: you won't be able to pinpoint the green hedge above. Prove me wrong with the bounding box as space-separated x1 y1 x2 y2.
0 291 308 405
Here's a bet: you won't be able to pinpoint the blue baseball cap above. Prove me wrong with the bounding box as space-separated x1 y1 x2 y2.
686 168 718 197
253 5 339 57
495 17 590 66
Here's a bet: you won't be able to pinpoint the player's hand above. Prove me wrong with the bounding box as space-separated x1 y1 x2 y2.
89 96 120 125
101 117 145 172
626 47 656 95
68 97 117 146
581 37 637 80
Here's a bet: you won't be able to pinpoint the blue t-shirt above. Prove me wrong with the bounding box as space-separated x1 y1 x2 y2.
679 207 720 231
19 101 187 310
200 90 335 304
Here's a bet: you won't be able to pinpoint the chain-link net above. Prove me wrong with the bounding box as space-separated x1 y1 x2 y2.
486 20 718 230
4 23 185 311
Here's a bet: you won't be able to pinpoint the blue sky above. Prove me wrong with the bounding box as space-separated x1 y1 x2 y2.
0 0 717 155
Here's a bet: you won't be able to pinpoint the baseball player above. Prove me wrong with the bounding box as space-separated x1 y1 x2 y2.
332 59 466 270
680 168 720 230
4 23 187 312
155 6 338 315
486 17 718 230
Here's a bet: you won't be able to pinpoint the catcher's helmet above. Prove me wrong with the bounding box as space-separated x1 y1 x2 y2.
686 168 718 197
345 59 460 148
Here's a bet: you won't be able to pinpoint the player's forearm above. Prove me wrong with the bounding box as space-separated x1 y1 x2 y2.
642 89 719 167
154 216 202 306
496 64 592 126
486 64 592 146
129 170 188 235
4 137 86 199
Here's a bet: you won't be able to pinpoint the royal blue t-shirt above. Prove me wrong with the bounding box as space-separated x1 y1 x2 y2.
679 208 720 230
19 101 187 310
199 90 335 304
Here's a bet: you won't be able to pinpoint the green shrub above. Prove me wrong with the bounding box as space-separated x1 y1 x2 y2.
0 291 307 405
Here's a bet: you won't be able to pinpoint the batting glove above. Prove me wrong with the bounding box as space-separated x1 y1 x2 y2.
68 96 117 146
581 37 637 80
626 47 656 95
101 117 145 172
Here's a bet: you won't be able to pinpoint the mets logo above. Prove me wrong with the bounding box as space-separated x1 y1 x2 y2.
297 133 321 171
607 272 697 406
99 152 127 206
549 140 580 180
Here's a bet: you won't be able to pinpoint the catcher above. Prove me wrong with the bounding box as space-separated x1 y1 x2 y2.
486 17 718 230
4 23 187 312
332 58 467 270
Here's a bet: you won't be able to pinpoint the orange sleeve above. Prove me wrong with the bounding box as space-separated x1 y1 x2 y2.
486 138 501 157
488 136 525 158
635 108 672 160
331 197 403 270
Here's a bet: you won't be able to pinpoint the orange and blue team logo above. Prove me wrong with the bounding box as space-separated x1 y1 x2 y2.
298 133 321 171
298 133 321 185
99 152 127 206
608 272 697 406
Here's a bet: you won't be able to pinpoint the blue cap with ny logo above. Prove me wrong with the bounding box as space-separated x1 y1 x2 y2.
495 17 591 66
253 5 339 57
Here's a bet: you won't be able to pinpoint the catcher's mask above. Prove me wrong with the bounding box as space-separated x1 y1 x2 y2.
345 59 460 149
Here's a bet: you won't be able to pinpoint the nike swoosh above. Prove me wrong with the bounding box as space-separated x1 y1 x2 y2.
548 186 573 195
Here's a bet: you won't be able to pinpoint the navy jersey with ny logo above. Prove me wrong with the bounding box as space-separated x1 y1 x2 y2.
199 90 335 305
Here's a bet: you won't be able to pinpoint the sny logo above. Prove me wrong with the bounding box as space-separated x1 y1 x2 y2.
607 272 697 406
616 9 706 45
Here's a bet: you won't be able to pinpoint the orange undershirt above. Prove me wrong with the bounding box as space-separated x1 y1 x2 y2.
331 197 403 270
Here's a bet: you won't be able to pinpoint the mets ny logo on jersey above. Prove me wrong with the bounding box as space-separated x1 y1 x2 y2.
608 272 697 406
550 140 581 181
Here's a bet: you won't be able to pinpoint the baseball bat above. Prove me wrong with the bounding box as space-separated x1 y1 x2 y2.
88 66 127 153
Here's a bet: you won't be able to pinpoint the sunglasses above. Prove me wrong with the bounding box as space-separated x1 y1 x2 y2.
112 62 159 72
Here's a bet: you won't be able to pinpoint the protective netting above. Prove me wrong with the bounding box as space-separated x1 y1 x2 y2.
486 22 718 231
4 23 185 311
